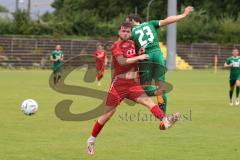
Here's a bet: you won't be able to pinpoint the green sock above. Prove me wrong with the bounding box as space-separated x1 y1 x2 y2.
230 90 234 100
236 87 240 98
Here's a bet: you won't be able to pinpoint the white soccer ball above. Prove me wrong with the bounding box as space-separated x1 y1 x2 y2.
21 99 38 115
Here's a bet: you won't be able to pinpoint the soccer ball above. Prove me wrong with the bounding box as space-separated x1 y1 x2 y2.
21 99 38 115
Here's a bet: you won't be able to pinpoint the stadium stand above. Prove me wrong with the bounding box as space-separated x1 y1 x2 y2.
0 37 239 69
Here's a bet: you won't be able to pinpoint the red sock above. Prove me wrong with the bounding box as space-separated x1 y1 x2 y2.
150 105 165 120
97 74 103 81
91 120 104 137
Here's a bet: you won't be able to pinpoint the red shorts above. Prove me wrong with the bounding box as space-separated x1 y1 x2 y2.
106 77 145 107
96 61 105 71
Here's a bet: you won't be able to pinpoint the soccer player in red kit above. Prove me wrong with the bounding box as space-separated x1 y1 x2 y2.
87 22 180 156
95 43 107 86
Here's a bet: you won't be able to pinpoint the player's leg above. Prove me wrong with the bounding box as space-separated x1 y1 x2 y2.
87 105 116 155
56 69 62 86
229 80 236 106
133 93 180 129
96 63 104 86
53 67 58 85
87 79 123 155
128 85 180 129
53 73 57 85
152 49 168 113
235 80 240 106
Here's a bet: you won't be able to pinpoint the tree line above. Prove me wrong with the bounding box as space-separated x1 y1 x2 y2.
0 0 240 43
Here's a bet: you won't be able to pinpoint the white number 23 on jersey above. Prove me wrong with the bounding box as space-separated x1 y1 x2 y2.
135 26 154 47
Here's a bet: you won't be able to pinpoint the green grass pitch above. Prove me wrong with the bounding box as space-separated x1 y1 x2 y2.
0 69 240 160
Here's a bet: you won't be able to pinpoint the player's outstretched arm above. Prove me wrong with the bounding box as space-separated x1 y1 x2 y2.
116 54 148 66
160 6 193 27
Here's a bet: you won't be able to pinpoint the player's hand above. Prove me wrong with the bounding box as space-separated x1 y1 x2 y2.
229 63 233 67
138 48 145 55
183 6 194 17
138 54 149 61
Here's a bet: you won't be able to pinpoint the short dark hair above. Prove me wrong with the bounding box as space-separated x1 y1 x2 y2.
127 14 142 23
119 21 132 30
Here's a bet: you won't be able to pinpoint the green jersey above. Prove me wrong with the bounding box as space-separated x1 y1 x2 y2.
131 20 160 51
52 50 63 70
225 56 240 80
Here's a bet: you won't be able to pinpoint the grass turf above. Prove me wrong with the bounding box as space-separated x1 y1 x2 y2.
0 69 240 160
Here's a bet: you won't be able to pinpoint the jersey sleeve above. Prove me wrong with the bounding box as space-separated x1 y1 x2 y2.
225 58 231 64
111 43 123 57
104 50 107 58
149 20 161 29
51 51 55 58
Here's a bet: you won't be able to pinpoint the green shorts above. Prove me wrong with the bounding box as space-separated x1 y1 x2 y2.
139 47 166 84
53 65 62 75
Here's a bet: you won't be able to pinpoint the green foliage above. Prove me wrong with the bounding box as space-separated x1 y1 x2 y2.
177 9 240 43
0 4 8 12
12 10 31 34
0 19 14 34
0 0 240 43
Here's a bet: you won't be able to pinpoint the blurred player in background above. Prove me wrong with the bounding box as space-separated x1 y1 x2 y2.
95 43 108 86
86 22 180 156
127 6 194 113
50 45 64 86
224 48 240 106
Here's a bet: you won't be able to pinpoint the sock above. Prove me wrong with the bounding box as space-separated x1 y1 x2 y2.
97 73 103 81
91 120 104 137
57 75 61 84
150 105 165 120
236 87 240 98
157 96 164 104
53 76 57 85
157 94 167 113
229 90 234 100
88 135 96 143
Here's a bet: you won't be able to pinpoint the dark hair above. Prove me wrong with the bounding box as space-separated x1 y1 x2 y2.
119 21 132 30
127 14 142 23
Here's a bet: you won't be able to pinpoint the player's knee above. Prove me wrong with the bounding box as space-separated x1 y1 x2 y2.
137 96 155 108
236 81 240 86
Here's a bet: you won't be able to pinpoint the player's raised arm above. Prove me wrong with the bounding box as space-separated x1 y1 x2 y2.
160 6 194 27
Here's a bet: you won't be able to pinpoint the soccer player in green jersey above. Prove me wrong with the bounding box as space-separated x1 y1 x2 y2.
224 48 240 106
50 45 64 86
127 6 194 113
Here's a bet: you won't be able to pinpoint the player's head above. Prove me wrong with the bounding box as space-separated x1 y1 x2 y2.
96 42 104 50
118 21 132 41
232 48 239 57
56 45 61 51
127 14 142 25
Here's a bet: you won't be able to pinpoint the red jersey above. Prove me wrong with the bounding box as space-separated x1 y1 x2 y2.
111 40 138 77
95 50 107 64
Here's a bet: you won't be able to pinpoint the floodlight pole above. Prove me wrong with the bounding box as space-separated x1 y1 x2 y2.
166 0 177 70
27 0 31 16
147 0 155 21
16 0 19 11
